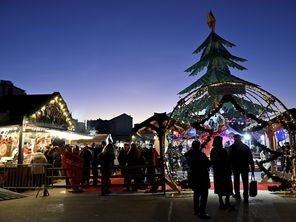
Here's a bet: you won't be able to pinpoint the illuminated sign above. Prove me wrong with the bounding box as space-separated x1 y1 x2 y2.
208 83 246 95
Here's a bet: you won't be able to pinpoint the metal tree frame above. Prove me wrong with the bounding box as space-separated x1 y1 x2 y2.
168 82 296 191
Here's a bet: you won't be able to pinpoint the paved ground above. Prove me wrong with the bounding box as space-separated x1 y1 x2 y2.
0 188 27 201
1 187 296 222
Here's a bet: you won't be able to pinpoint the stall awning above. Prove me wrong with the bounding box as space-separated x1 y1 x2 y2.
73 134 112 144
46 129 93 141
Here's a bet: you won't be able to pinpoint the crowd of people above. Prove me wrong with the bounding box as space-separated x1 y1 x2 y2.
24 134 291 218
29 141 162 196
185 134 255 219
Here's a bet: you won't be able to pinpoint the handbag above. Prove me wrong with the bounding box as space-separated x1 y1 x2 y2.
249 174 257 197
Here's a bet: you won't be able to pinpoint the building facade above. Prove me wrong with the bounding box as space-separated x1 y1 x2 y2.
87 113 133 142
0 80 26 97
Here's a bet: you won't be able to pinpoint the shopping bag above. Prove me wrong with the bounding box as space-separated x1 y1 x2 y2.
249 175 257 197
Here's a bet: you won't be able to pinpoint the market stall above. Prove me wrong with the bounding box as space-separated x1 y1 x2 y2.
0 92 92 165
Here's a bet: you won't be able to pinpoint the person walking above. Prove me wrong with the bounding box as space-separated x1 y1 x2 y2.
98 143 115 196
185 140 211 219
118 143 129 190
229 134 255 203
125 143 144 192
80 146 92 186
210 136 234 210
52 147 62 178
30 149 49 196
90 143 100 186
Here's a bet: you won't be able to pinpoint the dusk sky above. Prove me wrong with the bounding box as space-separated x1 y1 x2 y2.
1 0 296 125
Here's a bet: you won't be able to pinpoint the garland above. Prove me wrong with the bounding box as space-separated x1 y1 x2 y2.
190 94 269 148
256 160 292 191
252 137 293 191
251 138 281 156
191 94 268 133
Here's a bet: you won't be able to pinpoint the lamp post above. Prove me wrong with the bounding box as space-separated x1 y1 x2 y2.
17 117 25 164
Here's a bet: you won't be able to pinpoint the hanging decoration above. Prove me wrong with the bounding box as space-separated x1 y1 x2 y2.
28 94 74 130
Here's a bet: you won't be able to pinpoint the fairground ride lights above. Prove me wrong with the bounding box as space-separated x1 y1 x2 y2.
46 129 93 141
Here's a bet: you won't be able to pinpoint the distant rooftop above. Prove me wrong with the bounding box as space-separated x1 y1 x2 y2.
0 80 26 96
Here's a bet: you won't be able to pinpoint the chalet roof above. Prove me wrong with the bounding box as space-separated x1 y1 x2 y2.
0 92 60 125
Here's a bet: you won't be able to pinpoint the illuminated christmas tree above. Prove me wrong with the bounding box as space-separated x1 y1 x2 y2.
179 11 257 95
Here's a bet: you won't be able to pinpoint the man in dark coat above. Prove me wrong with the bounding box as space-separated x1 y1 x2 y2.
90 143 100 186
185 140 211 219
80 146 92 186
98 143 115 196
210 136 233 209
118 143 129 189
229 134 255 203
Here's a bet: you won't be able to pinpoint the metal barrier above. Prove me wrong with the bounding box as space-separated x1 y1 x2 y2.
0 163 53 197
0 164 165 194
47 164 165 193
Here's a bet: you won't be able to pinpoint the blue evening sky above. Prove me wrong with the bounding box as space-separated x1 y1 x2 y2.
0 0 295 124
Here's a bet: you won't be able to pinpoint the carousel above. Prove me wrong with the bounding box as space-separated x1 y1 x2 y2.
166 12 296 192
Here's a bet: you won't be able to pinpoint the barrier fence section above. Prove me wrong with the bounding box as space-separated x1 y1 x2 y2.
50 164 165 192
0 164 165 194
0 163 53 196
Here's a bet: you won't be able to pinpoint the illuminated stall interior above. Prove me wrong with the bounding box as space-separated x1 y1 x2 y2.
0 92 92 165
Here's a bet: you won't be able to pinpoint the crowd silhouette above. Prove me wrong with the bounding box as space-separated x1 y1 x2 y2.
185 134 255 219
40 140 162 195
37 134 257 219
